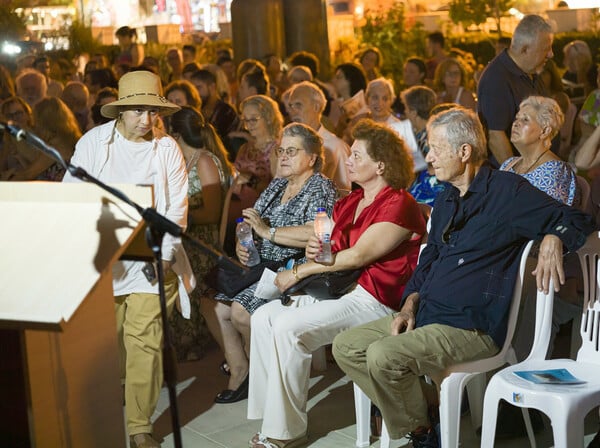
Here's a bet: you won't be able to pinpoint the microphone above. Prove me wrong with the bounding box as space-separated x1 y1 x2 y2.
0 121 25 140
0 121 68 171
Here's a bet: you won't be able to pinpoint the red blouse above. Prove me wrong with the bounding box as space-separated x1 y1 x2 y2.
331 186 425 310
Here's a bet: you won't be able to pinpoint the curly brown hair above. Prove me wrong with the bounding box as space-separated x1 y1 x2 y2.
351 118 414 189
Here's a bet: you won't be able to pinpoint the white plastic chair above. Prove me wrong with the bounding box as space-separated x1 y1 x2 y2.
353 240 536 448
480 231 600 448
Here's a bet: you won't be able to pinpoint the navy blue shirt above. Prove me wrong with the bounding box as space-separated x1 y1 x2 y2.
402 165 594 347
477 50 555 166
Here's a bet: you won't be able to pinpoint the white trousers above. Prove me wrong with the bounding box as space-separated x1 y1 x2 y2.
247 285 393 439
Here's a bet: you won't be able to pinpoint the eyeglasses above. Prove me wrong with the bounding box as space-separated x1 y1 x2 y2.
276 146 304 158
241 117 261 125
4 110 26 120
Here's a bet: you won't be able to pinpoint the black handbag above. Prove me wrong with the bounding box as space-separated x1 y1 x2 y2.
205 257 289 298
282 269 363 301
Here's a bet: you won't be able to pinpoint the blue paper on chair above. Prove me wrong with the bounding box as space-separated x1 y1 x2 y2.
514 368 586 385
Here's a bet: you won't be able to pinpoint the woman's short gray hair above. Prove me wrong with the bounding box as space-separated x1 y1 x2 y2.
427 107 487 164
366 77 395 99
282 122 324 172
519 96 564 140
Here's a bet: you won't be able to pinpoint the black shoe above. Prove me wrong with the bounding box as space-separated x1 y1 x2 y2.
214 375 248 404
407 425 440 448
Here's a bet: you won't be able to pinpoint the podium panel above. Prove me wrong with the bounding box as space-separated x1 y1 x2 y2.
0 182 153 448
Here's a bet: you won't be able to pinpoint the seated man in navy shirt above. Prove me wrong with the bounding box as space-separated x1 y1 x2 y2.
332 107 595 447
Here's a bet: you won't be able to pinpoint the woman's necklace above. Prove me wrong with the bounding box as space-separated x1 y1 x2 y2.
519 149 549 174
185 151 200 172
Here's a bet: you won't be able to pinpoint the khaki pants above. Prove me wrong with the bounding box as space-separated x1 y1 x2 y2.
332 315 498 439
115 271 178 436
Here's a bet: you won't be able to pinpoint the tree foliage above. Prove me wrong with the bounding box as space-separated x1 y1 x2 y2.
0 3 27 41
449 0 513 35
359 3 427 88
68 20 101 55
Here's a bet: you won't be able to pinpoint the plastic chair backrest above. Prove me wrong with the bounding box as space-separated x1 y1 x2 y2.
576 232 600 364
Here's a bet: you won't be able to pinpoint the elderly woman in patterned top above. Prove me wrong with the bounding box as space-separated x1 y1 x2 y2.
200 122 337 405
501 95 578 205
504 96 582 367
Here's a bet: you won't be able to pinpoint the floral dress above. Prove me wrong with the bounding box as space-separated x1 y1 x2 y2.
169 149 232 361
215 173 337 314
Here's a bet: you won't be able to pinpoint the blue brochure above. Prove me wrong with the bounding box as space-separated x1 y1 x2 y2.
514 368 586 385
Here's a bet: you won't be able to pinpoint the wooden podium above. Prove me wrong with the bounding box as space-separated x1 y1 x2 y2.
0 182 153 448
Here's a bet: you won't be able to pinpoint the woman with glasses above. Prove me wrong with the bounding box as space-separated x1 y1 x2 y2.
247 119 426 448
0 96 32 174
227 95 284 243
200 122 337 405
2 97 81 181
432 58 476 111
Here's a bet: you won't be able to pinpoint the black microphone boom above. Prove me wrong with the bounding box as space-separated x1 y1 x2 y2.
1 122 68 171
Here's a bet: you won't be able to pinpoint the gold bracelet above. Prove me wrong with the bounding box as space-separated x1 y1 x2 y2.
292 263 300 281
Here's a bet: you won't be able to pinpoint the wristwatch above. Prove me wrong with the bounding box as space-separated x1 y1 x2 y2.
269 227 276 242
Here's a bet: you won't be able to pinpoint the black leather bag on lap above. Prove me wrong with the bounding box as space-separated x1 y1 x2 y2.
282 269 363 301
205 257 287 298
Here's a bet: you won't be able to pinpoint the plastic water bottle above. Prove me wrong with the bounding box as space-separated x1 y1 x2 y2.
236 217 260 267
314 207 333 264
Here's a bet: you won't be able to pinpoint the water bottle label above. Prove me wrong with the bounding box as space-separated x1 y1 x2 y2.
321 233 331 244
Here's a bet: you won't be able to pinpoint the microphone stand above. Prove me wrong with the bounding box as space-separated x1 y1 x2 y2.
5 123 247 448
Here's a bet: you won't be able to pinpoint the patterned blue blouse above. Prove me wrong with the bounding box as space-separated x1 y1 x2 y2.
500 158 578 206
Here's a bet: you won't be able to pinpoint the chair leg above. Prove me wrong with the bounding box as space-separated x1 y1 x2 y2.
380 421 391 448
440 374 470 448
520 407 537 448
480 393 500 448
551 411 584 448
353 383 371 448
466 373 486 430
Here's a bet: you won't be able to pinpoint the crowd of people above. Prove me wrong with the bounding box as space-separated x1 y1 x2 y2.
3 14 600 448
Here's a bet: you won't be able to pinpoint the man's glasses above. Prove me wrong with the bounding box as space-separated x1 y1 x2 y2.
241 117 261 125
276 146 304 158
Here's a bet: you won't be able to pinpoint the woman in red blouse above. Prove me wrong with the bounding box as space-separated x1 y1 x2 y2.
246 118 426 448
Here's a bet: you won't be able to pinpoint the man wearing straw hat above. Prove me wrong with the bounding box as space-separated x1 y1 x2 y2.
64 70 194 448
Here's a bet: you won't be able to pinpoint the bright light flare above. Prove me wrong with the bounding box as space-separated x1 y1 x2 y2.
509 8 524 20
2 42 21 55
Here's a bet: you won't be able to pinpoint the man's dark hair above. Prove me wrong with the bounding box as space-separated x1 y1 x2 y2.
33 55 49 68
216 55 233 67
190 69 216 86
115 26 136 38
242 66 269 95
288 51 319 78
427 31 445 48
183 44 196 56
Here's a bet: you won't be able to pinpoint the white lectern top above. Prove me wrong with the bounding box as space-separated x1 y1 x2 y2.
0 182 152 326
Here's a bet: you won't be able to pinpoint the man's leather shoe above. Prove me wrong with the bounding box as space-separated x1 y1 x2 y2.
215 375 249 404
129 433 160 448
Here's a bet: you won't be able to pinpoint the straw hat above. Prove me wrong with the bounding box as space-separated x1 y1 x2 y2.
101 71 180 119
